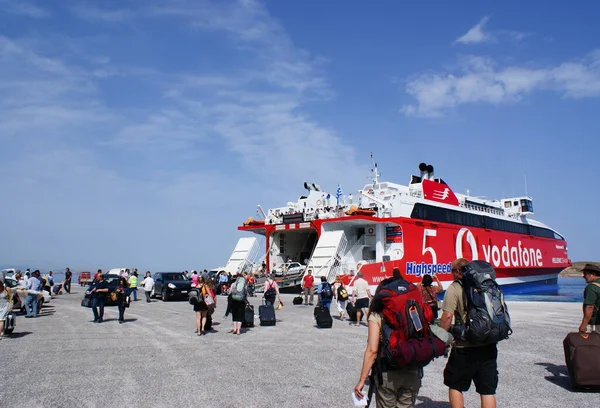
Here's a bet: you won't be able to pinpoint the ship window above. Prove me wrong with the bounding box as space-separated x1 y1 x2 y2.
529 226 555 239
504 201 511 208
553 232 564 240
520 199 534 213
513 201 518 206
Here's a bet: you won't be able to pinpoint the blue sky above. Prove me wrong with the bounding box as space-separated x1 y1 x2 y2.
1 0 598 272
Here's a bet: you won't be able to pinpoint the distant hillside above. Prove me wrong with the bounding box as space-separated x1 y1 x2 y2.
559 261 600 277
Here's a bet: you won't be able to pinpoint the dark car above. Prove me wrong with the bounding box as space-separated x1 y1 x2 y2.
153 272 192 301
83 274 125 306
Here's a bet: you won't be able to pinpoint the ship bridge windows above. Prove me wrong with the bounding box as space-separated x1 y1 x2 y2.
520 199 534 213
410 203 562 240
504 201 512 208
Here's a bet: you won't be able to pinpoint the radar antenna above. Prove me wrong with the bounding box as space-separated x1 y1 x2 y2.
370 152 380 185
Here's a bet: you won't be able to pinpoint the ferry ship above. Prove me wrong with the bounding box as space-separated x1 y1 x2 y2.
221 157 570 291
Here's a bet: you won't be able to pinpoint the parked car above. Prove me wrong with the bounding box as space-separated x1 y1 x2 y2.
3 277 50 313
152 272 192 302
273 262 305 277
82 274 127 306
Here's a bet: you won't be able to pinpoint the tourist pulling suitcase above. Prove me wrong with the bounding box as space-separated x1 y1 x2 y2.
259 302 276 326
563 331 600 389
315 305 333 328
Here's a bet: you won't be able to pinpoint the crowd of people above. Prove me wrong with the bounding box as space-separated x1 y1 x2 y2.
3 261 599 408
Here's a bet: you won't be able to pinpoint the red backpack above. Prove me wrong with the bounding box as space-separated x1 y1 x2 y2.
378 277 446 368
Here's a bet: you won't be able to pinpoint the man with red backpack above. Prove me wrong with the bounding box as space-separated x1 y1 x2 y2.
353 268 446 407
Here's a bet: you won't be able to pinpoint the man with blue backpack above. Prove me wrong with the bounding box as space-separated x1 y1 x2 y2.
317 276 333 310
440 258 512 408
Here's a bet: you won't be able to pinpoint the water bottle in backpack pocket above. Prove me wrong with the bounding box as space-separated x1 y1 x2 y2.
379 277 446 368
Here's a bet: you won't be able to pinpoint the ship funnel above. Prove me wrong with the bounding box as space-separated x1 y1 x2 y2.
418 162 427 180
304 182 314 191
426 164 434 180
312 183 321 192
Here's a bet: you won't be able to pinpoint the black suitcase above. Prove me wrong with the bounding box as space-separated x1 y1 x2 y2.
293 295 303 305
346 303 363 322
315 306 333 328
4 312 15 334
204 314 212 331
259 304 276 326
563 331 600 389
242 304 255 328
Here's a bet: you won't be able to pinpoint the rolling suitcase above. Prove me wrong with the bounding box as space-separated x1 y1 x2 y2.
259 304 276 326
204 314 212 331
346 303 363 322
293 294 303 305
315 306 333 328
4 311 16 334
242 304 255 328
563 331 600 389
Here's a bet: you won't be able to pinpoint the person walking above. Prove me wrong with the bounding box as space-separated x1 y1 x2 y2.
333 276 349 320
316 276 333 310
89 272 110 323
25 270 42 318
301 269 315 305
263 274 282 307
353 276 422 408
128 271 138 301
64 267 72 294
116 277 129 324
579 263 600 335
141 272 154 303
417 274 443 322
0 281 14 340
194 277 213 336
229 272 247 335
352 272 372 326
440 258 499 408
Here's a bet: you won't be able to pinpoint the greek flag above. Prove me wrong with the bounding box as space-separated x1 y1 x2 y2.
336 184 343 205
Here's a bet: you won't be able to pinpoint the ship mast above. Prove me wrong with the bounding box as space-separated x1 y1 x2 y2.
370 152 380 185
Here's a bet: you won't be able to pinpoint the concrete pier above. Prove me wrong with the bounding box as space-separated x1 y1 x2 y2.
2 293 597 407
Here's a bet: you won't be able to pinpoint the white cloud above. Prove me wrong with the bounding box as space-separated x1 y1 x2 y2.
0 0 367 269
401 51 600 117
455 16 494 45
70 5 133 22
0 0 50 19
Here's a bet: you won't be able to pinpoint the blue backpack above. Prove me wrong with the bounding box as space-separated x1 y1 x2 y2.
320 282 333 299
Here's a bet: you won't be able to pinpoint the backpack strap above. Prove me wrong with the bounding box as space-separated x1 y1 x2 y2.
591 283 600 310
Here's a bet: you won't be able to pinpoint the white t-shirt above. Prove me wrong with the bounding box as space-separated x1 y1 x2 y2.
354 278 369 299
143 277 155 291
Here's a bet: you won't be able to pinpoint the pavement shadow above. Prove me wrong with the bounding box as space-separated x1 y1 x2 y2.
537 362 600 393
6 331 32 339
416 396 451 407
123 318 138 323
536 362 573 391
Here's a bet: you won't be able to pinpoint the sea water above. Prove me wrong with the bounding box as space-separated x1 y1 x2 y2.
15 271 589 302
503 277 586 303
